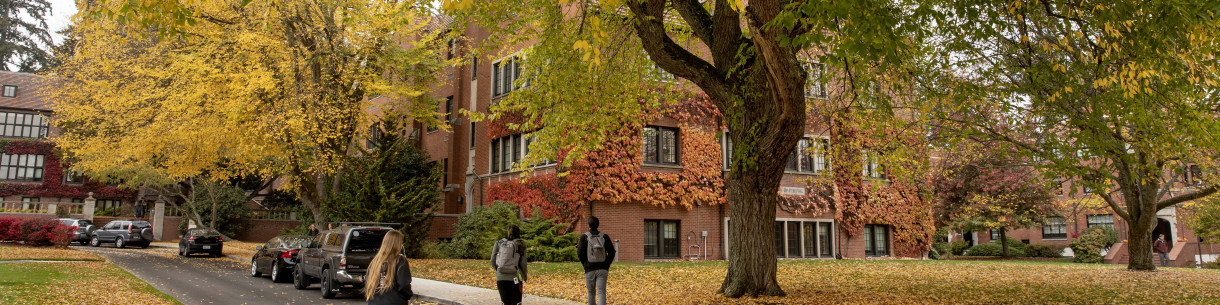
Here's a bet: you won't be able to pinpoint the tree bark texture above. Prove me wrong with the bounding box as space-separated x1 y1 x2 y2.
625 0 809 298
1000 228 1009 258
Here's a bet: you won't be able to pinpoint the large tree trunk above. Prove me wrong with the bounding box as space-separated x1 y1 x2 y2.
1126 212 1156 270
1000 228 1009 258
721 170 785 297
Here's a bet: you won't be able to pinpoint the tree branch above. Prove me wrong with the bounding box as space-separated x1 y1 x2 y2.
671 0 714 46
1097 190 1131 221
1157 185 1218 210
625 0 732 104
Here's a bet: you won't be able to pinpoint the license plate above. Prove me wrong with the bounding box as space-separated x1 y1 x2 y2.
202 246 211 249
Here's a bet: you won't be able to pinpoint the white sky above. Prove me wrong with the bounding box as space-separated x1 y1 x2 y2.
47 0 78 45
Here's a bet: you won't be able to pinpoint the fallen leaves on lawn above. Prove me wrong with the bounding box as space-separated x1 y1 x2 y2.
411 259 1220 304
0 261 176 305
0 245 102 261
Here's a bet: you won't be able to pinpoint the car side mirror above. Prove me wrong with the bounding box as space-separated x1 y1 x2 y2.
256 246 264 251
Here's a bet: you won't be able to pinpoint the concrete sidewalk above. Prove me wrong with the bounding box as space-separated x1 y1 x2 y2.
412 278 580 305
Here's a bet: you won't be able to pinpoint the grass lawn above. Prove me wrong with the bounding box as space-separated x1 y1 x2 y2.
0 246 179 305
411 258 1220 304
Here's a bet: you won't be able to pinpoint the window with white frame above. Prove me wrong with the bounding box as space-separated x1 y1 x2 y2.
1042 217 1067 239
2 85 15 97
803 62 826 98
862 152 885 179
864 224 890 257
0 112 49 139
492 56 524 98
786 137 830 174
644 52 677 82
490 132 552 174
1087 214 1114 229
64 169 85 184
722 132 733 170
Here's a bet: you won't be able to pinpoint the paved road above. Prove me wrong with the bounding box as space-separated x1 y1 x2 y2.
73 244 367 305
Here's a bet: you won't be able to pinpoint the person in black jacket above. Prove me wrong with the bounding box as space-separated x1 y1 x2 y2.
577 217 615 305
365 230 413 304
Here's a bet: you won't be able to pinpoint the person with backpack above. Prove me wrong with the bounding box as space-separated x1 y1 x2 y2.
491 225 527 305
577 217 616 305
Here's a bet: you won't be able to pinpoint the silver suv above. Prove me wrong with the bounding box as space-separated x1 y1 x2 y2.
90 220 154 248
58 218 95 246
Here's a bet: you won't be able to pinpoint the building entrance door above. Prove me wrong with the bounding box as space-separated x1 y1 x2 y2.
1153 218 1174 250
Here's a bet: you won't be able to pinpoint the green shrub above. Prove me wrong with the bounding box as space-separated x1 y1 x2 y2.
419 241 451 259
931 241 951 259
1024 244 1065 258
966 242 1026 257
520 210 579 262
997 237 1027 251
950 240 971 256
444 202 520 259
1204 261 1220 269
1069 226 1118 263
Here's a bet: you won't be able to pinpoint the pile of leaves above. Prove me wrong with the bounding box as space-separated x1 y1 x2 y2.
412 259 1220 304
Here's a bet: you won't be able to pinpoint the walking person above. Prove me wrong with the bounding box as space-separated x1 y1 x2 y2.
365 229 413 304
578 217 616 305
491 225 527 305
1154 234 1171 267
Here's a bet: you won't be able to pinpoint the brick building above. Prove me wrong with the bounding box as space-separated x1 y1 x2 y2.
411 25 926 262
0 71 137 219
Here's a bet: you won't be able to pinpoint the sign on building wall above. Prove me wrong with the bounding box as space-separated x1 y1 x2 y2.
780 187 806 196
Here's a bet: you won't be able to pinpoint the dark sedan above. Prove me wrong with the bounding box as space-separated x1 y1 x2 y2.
250 235 311 283
178 228 224 257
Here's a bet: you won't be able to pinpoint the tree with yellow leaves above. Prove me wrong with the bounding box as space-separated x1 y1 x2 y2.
49 0 449 229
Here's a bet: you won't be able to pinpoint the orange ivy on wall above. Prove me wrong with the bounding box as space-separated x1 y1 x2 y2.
486 94 726 223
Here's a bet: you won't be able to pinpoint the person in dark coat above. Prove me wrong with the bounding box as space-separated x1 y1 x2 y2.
1154 234 1171 267
365 230 413 304
578 217 616 305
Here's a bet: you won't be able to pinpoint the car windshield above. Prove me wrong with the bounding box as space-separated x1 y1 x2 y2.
132 221 152 229
283 237 311 248
79 220 92 226
346 229 388 253
189 229 218 236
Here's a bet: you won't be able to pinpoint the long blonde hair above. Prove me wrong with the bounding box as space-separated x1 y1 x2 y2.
365 229 405 300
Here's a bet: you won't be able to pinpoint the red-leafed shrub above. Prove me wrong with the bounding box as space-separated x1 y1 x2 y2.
0 216 23 241
17 217 73 247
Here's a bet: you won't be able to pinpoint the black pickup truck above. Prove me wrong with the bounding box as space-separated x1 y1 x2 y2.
293 223 398 299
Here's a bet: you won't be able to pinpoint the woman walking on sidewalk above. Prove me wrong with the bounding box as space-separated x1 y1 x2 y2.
492 225 528 305
366 230 414 305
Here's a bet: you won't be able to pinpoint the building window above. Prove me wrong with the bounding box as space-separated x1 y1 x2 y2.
1087 214 1114 229
21 197 39 210
492 56 524 98
2 85 15 97
470 122 476 149
490 132 552 174
1042 217 1067 239
472 57 478 79
990 229 1001 241
442 158 449 186
722 132 733 170
864 224 890 257
645 220 679 259
0 112 49 139
643 126 679 165
1186 164 1203 186
772 220 835 258
0 154 44 181
787 137 830 174
862 152 886 180
444 96 453 126
446 38 457 60
803 62 826 98
64 169 85 184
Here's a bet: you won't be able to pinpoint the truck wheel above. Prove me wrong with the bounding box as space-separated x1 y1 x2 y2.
320 267 336 299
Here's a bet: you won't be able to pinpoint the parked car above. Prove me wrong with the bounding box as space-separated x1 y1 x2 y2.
294 222 398 299
58 218 95 246
251 235 312 283
179 228 224 257
89 220 153 248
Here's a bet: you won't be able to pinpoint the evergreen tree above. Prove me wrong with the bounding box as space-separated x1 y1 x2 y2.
324 115 441 257
0 0 53 71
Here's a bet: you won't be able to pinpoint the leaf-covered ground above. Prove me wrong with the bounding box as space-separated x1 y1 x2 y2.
411 259 1220 304
0 244 103 261
0 247 179 305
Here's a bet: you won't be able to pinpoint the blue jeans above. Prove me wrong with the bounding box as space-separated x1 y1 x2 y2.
585 269 608 305
1159 252 1170 267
